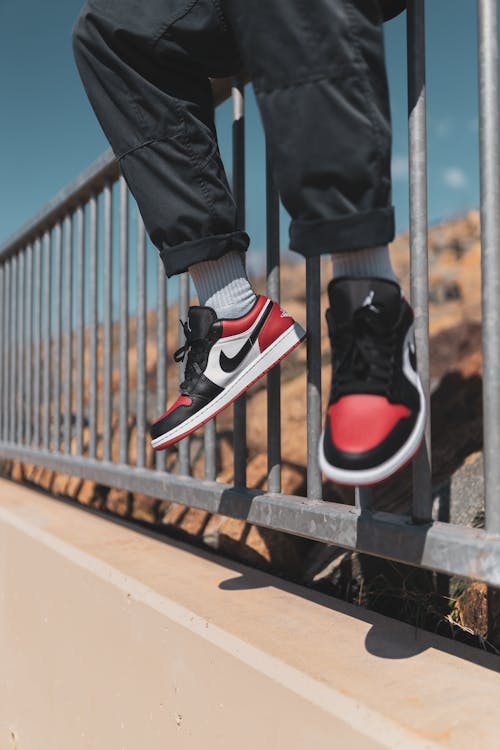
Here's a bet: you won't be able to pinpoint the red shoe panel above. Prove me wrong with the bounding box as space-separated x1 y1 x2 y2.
221 295 267 336
329 394 410 453
153 394 192 425
257 302 294 353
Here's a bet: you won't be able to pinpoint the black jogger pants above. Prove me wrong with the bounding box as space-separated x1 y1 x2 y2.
72 0 394 278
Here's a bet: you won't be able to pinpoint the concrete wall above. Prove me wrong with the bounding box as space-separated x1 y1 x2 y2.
0 479 499 750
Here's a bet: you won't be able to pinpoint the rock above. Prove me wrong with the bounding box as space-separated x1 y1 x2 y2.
106 487 132 516
77 479 100 505
51 472 73 496
433 451 484 527
451 582 488 638
10 461 24 482
428 277 462 305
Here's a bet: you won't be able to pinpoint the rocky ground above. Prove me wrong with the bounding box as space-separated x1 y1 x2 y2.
5 209 500 652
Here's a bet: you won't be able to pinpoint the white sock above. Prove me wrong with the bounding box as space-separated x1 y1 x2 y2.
189 251 257 319
332 245 397 282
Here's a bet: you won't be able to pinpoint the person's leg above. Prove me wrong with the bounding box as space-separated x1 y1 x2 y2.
188 251 256 319
72 0 249 282
223 0 394 261
73 0 305 450
73 0 258 320
224 0 424 485
331 246 397 281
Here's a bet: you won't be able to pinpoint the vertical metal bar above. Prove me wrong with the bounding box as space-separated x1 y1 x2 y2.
232 78 247 486
53 223 63 451
407 1 432 522
10 256 17 444
119 178 129 465
306 257 322 499
478 0 500 535
156 255 167 473
0 265 4 442
266 145 282 493
63 214 73 454
178 273 190 475
42 231 51 450
75 204 85 455
4 262 11 443
25 244 33 446
0 264 5 442
204 417 216 481
33 240 42 448
103 181 113 462
203 197 216 482
88 194 98 459
0 262 9 441
17 251 25 445
136 212 147 469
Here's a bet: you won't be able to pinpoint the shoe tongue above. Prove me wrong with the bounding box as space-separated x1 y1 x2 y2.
328 278 402 326
187 306 217 339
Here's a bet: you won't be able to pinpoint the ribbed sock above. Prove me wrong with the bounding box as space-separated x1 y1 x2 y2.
189 251 257 319
332 245 398 282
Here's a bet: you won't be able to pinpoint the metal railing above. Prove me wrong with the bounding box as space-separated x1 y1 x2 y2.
0 0 499 587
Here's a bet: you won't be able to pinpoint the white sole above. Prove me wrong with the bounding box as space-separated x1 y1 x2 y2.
151 321 305 450
318 378 427 487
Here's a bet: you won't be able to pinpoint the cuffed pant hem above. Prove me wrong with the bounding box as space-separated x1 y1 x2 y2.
159 231 250 277
289 207 395 257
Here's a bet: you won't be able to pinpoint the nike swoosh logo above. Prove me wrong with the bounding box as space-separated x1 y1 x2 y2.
219 302 273 373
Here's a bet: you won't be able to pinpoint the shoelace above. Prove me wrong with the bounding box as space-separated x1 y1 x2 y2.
331 307 398 398
174 320 210 393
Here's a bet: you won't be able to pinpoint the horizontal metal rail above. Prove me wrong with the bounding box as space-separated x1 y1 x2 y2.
0 3 499 591
1 443 499 586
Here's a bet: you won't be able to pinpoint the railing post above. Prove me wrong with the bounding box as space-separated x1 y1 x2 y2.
306 257 322 500
53 224 63 452
89 194 98 460
407 0 432 523
42 231 52 451
17 251 25 446
6 259 12 443
0 266 4 443
63 214 73 455
119 178 130 466
75 204 85 456
2 260 7 441
232 78 247 487
266 142 282 494
136 213 147 469
178 272 190 475
478 0 500 536
33 240 42 448
25 244 33 447
156 255 167 473
11 256 18 445
103 181 113 462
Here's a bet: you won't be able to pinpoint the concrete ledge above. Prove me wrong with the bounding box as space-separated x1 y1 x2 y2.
0 479 499 750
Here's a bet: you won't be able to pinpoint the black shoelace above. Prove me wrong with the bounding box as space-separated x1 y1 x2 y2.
174 320 210 394
331 307 398 399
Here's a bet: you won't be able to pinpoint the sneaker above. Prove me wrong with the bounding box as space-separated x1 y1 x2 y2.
151 295 305 450
319 277 426 486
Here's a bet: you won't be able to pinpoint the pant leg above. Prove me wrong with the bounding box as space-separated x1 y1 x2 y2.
72 0 248 277
223 0 394 257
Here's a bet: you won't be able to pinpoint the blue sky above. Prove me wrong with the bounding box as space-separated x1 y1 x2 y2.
0 0 483 255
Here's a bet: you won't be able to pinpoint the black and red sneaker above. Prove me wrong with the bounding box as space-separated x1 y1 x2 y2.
319 277 426 486
151 296 305 450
